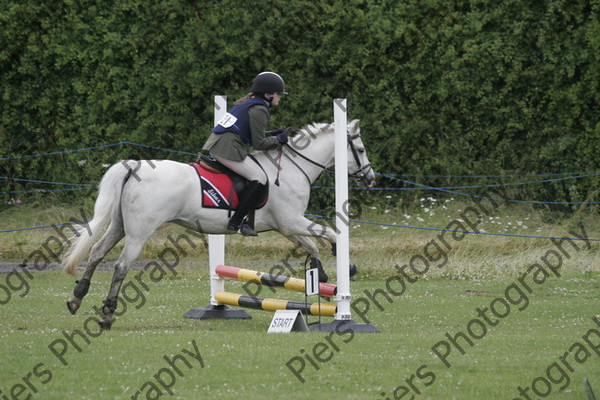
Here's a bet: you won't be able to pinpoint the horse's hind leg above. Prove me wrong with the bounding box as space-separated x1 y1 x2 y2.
67 223 124 315
98 233 151 329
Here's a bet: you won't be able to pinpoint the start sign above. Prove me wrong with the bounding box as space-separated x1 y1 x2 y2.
267 310 308 333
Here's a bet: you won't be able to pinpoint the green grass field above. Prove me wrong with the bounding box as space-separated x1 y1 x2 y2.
1 201 600 399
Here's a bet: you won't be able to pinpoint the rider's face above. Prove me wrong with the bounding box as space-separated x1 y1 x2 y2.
268 93 281 106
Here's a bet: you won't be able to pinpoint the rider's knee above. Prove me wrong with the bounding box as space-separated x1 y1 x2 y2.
256 172 268 185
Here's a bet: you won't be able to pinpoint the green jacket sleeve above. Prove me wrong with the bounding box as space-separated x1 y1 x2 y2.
249 105 281 150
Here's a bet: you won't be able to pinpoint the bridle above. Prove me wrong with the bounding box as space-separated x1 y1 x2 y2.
347 133 373 182
281 131 373 184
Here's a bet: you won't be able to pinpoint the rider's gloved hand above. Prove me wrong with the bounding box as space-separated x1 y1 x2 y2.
276 133 289 143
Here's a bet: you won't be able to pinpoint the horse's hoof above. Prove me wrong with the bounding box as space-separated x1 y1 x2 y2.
66 297 82 315
97 315 114 330
319 271 329 283
311 258 329 283
349 263 358 280
98 321 112 330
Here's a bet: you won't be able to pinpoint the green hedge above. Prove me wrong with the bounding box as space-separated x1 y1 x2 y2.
1 0 599 209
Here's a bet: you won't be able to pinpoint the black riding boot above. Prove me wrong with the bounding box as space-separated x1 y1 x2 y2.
228 181 265 236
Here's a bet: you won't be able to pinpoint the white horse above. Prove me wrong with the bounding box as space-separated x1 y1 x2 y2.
62 120 375 328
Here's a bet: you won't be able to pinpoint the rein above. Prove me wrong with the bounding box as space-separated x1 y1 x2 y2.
283 143 329 172
281 146 317 185
281 131 372 184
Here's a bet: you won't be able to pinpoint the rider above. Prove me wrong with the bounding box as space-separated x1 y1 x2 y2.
202 71 289 236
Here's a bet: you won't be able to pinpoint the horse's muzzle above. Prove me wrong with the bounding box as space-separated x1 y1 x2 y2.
361 171 375 188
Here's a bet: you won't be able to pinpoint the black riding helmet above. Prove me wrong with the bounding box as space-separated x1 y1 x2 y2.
251 72 288 95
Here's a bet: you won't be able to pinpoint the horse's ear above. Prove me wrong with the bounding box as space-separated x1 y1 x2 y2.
348 119 360 132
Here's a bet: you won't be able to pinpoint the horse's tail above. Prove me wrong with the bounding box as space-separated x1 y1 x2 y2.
62 161 133 275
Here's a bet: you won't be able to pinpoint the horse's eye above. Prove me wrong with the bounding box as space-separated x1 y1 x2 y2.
358 148 365 153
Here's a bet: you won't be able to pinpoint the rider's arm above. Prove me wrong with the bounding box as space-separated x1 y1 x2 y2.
248 105 281 150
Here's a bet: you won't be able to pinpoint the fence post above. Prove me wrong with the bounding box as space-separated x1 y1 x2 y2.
184 95 251 320
309 99 380 332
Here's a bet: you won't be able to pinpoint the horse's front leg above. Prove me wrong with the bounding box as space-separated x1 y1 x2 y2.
283 216 358 282
286 235 329 282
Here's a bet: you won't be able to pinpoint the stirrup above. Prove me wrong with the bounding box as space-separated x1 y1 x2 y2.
238 222 258 236
228 218 258 236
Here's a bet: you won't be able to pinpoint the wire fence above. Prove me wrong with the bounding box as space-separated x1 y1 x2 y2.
2 141 599 239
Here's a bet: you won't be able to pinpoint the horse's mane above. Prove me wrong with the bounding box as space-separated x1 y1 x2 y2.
292 123 333 146
296 122 331 136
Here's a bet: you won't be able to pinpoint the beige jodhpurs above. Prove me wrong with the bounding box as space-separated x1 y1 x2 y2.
213 155 268 185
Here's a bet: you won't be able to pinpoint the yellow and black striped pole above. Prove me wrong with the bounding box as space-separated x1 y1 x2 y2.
215 291 337 317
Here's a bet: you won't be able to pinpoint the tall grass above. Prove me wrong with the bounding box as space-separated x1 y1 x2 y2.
1 199 598 281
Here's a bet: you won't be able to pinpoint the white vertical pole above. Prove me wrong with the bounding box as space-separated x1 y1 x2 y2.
209 95 227 306
333 98 352 320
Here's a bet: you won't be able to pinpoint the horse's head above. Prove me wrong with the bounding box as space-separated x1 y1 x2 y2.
286 121 375 187
347 119 375 187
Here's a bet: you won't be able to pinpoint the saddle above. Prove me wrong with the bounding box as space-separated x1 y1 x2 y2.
190 155 268 211
196 154 232 175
